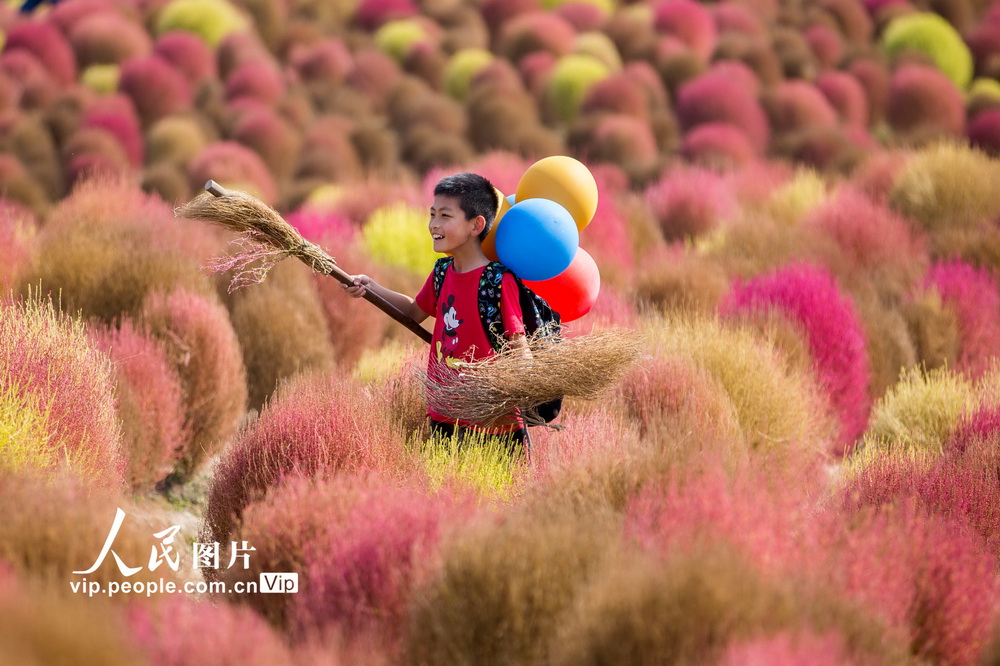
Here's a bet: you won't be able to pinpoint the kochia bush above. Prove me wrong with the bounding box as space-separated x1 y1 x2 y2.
721 263 872 453
0 298 125 487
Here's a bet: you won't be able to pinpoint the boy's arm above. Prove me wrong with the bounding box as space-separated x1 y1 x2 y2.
342 274 429 324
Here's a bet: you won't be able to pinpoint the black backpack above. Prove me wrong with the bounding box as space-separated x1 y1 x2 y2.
432 257 563 425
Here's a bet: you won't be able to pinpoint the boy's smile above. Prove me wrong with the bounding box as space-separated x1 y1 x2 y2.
429 194 483 257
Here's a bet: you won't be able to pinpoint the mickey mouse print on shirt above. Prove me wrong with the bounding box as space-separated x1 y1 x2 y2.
436 294 464 368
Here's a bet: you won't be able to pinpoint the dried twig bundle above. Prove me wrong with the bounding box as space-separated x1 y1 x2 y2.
175 188 338 290
176 182 432 342
419 329 644 427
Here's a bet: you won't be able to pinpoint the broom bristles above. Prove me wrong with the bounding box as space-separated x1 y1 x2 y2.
417 329 644 427
175 189 339 288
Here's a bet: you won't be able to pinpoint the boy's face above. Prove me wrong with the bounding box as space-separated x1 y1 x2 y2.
429 195 484 255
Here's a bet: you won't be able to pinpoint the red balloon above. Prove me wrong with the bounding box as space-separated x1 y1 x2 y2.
524 247 600 323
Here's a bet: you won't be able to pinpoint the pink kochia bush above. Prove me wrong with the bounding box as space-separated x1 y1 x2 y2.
141 288 247 481
204 370 409 549
0 202 35 288
968 110 1000 158
290 476 478 645
153 31 218 84
644 167 737 241
117 55 193 126
0 298 125 487
721 263 871 453
675 71 771 153
3 21 77 85
804 188 925 288
127 596 298 665
845 408 1000 561
88 318 187 492
653 0 718 61
924 261 1000 379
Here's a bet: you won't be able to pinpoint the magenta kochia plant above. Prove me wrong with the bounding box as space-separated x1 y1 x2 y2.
153 30 219 84
127 595 299 666
0 297 125 488
81 99 145 168
804 187 926 291
968 110 1000 158
117 55 193 127
675 70 771 153
141 288 247 482
721 263 871 454
289 476 478 646
644 166 737 241
0 202 35 289
3 21 77 85
88 317 187 492
681 122 758 169
846 407 1000 561
203 369 409 550
653 0 718 62
925 261 1000 379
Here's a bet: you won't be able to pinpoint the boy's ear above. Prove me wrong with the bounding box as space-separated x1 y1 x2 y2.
472 215 486 236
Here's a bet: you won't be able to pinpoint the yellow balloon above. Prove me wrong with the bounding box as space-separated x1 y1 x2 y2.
482 187 511 262
515 155 598 231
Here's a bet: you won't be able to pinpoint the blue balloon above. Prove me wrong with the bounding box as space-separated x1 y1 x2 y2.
495 198 579 281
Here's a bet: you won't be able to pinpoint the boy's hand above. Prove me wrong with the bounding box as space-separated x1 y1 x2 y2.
342 274 374 298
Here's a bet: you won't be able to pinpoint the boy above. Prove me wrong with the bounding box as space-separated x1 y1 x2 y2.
342 172 530 448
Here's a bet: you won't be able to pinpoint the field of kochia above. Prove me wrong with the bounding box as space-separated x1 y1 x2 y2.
4 0 1000 663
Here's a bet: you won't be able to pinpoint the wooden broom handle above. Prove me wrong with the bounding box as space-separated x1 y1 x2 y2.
205 181 432 344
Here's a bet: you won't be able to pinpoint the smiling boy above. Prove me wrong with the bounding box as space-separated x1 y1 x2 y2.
342 172 530 448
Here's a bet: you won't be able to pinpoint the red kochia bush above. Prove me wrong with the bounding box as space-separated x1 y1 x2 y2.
203 370 408 548
225 61 286 106
924 261 1000 379
718 632 859 666
153 31 218 84
142 288 247 481
3 22 77 84
353 0 419 30
69 11 152 67
681 122 757 168
653 0 718 62
0 202 35 289
804 187 925 287
81 102 145 167
816 70 869 127
968 110 1000 158
765 80 840 135
886 65 966 143
187 141 278 205
290 479 477 644
644 167 738 241
118 55 193 126
497 11 576 64
88 318 187 492
675 71 771 153
0 298 126 488
127 596 298 665
721 263 871 453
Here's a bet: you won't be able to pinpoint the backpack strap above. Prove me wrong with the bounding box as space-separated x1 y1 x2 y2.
432 257 453 300
478 261 508 352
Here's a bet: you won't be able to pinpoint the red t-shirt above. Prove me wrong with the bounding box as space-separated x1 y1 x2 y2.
415 263 525 429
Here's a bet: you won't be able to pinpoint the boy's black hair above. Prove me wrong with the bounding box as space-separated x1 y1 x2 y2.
433 172 498 242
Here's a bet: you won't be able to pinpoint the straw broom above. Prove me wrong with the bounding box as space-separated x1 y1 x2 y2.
419 328 643 427
176 180 431 342
176 181 641 425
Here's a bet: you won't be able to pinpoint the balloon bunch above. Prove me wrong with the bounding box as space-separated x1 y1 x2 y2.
482 156 601 323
